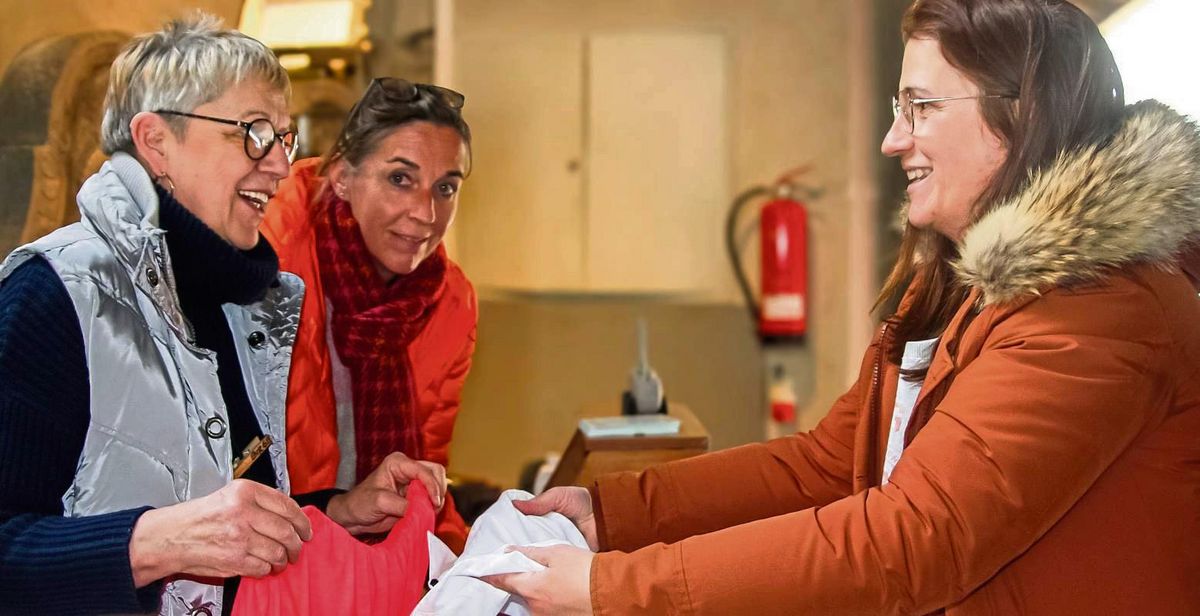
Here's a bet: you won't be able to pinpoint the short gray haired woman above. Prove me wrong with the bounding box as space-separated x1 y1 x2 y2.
0 14 444 615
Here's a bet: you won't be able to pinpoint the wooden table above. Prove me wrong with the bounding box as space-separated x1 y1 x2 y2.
545 403 709 489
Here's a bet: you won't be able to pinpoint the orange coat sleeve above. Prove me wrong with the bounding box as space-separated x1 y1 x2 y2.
422 323 476 469
591 283 1166 615
426 322 476 553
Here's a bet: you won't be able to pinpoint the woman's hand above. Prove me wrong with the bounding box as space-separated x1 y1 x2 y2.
326 452 447 535
128 479 313 586
485 544 595 616
513 487 598 551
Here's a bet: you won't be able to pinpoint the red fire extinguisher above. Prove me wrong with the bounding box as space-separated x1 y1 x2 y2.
726 168 816 341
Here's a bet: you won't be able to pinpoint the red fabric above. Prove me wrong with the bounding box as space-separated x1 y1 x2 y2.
314 187 446 482
263 159 477 552
231 482 435 616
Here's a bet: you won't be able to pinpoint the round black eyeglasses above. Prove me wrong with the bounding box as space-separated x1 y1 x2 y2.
156 110 298 162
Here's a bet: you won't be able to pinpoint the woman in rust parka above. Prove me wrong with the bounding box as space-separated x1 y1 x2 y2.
489 1 1200 614
262 79 476 551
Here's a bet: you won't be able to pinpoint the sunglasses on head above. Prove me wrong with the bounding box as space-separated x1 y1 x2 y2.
364 77 465 110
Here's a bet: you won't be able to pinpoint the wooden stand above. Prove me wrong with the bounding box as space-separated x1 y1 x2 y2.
545 403 709 489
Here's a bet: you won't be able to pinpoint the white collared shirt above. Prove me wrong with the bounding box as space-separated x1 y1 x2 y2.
882 337 940 484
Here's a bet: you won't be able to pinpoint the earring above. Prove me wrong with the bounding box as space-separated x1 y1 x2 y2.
155 170 176 196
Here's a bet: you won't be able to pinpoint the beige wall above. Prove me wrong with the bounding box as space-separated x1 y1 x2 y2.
447 0 875 487
452 296 765 488
0 1 243 78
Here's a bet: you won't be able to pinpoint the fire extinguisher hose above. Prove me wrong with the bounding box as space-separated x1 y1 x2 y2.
725 184 770 325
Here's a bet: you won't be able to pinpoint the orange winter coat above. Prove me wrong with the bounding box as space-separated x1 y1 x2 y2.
589 102 1200 614
262 158 477 551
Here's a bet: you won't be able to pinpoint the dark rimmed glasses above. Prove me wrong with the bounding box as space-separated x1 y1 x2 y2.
891 91 1015 134
365 77 465 110
156 110 299 162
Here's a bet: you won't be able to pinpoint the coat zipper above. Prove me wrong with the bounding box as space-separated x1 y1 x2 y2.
866 321 890 488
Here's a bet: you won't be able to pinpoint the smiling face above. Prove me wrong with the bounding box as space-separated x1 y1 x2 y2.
330 121 467 282
159 78 292 250
881 38 1008 242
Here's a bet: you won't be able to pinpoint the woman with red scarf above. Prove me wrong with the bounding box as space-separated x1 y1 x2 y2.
262 78 476 552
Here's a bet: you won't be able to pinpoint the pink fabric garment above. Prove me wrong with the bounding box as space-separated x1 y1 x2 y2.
232 482 434 616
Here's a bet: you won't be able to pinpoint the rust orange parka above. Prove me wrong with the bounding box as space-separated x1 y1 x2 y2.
262 158 477 551
589 102 1200 614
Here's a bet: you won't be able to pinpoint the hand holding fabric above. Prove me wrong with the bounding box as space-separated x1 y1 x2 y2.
128 479 313 586
484 544 595 616
326 452 446 535
232 482 436 616
512 487 598 551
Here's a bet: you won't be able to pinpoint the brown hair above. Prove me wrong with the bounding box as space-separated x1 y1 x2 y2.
877 0 1124 365
321 78 472 175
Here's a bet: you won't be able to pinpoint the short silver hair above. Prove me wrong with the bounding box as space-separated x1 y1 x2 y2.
100 13 290 155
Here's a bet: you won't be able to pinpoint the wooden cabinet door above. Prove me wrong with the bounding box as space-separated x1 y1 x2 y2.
586 32 729 295
453 26 730 297
454 33 587 292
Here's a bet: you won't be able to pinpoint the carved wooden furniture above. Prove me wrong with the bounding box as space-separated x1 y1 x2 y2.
0 31 128 254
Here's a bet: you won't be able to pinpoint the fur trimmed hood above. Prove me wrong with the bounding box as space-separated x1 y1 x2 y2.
956 100 1200 306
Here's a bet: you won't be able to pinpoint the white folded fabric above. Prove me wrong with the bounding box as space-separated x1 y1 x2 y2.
412 489 590 616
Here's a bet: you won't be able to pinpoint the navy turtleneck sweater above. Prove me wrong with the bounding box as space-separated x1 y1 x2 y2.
0 187 334 614
157 184 282 489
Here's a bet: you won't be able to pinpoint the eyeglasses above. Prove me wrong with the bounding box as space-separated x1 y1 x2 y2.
155 110 299 162
891 92 1015 134
365 77 465 110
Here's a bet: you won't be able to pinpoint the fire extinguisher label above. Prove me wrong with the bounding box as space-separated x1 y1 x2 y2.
763 293 806 321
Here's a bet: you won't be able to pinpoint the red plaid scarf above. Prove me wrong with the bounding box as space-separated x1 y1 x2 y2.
315 189 446 482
